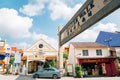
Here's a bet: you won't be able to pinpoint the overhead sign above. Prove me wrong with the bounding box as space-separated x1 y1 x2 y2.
59 0 120 46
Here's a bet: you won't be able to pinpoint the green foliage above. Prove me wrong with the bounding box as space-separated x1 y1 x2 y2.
44 59 56 68
63 53 68 60
75 65 80 77
75 65 83 77
116 59 120 74
43 60 50 68
50 59 56 67
9 57 15 65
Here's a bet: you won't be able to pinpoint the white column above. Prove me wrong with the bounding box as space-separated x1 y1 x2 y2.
59 46 64 69
26 60 29 75
58 25 63 69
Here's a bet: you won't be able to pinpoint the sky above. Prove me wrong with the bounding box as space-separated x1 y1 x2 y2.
0 0 120 50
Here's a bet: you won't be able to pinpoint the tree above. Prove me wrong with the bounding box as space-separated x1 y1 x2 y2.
50 59 56 67
63 53 68 60
43 60 50 68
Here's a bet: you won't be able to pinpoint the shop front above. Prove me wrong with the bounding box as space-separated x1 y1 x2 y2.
78 58 118 77
27 55 45 73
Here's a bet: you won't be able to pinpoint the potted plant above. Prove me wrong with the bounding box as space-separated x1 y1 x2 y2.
75 65 83 78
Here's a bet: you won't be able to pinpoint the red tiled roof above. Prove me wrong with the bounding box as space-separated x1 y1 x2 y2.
70 42 108 48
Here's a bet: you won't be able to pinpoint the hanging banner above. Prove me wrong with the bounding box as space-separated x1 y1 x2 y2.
14 51 21 63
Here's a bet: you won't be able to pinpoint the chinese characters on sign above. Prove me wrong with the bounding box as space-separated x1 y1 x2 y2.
59 0 120 46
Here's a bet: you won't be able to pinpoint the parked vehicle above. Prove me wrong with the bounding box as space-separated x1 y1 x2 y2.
33 67 61 79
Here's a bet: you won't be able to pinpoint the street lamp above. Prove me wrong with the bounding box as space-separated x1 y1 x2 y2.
104 37 114 76
104 37 112 46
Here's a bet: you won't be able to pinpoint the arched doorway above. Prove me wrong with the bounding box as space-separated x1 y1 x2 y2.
28 60 44 73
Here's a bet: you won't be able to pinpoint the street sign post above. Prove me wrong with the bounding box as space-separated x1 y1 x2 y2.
59 0 120 46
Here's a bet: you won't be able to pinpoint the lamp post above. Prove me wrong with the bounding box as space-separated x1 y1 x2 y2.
104 37 114 76
104 37 112 46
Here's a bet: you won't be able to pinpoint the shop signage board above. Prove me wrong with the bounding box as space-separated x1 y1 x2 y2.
0 40 6 53
78 59 109 64
0 40 5 47
5 53 10 57
28 55 45 61
59 0 120 46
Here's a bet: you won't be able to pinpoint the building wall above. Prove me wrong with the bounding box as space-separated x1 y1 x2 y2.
68 44 75 64
68 45 110 64
68 44 116 76
75 48 110 58
115 47 120 57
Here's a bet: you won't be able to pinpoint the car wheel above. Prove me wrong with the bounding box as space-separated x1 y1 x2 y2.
53 74 58 79
33 74 39 78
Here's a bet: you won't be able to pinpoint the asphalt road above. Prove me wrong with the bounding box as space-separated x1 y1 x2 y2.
0 74 120 80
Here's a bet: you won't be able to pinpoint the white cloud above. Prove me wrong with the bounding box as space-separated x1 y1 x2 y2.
31 32 58 50
70 23 119 42
12 32 58 50
49 0 82 20
20 0 48 16
0 8 33 38
20 0 82 20
13 42 31 49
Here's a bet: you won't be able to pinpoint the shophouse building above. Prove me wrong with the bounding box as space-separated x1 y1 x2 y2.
68 42 118 77
23 38 58 73
96 31 120 75
96 31 120 58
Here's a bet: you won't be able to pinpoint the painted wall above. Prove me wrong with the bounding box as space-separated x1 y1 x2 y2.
75 48 110 58
68 44 110 64
115 47 120 57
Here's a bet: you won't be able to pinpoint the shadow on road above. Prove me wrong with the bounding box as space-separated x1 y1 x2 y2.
15 75 36 80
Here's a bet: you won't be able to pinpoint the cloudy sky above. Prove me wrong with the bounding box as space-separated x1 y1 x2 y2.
0 0 120 49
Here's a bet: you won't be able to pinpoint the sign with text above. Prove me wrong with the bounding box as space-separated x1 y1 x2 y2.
59 0 120 46
0 40 6 53
28 55 45 61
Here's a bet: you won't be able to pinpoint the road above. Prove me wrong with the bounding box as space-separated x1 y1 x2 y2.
0 74 120 80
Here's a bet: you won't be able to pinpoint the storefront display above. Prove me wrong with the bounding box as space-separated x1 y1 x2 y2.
78 58 118 76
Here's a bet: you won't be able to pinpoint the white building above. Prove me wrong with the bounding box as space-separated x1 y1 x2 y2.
68 42 118 77
22 38 58 73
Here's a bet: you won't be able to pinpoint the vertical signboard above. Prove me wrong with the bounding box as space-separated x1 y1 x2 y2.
0 40 6 53
59 0 120 46
5 47 11 64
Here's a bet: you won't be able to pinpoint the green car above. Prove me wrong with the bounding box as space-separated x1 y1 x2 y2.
33 67 62 79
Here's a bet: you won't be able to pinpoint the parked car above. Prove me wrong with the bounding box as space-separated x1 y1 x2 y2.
33 67 62 79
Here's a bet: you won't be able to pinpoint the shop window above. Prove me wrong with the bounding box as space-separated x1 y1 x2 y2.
82 50 89 56
96 50 102 56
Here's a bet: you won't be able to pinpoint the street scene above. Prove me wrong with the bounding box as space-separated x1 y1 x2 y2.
0 0 120 80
